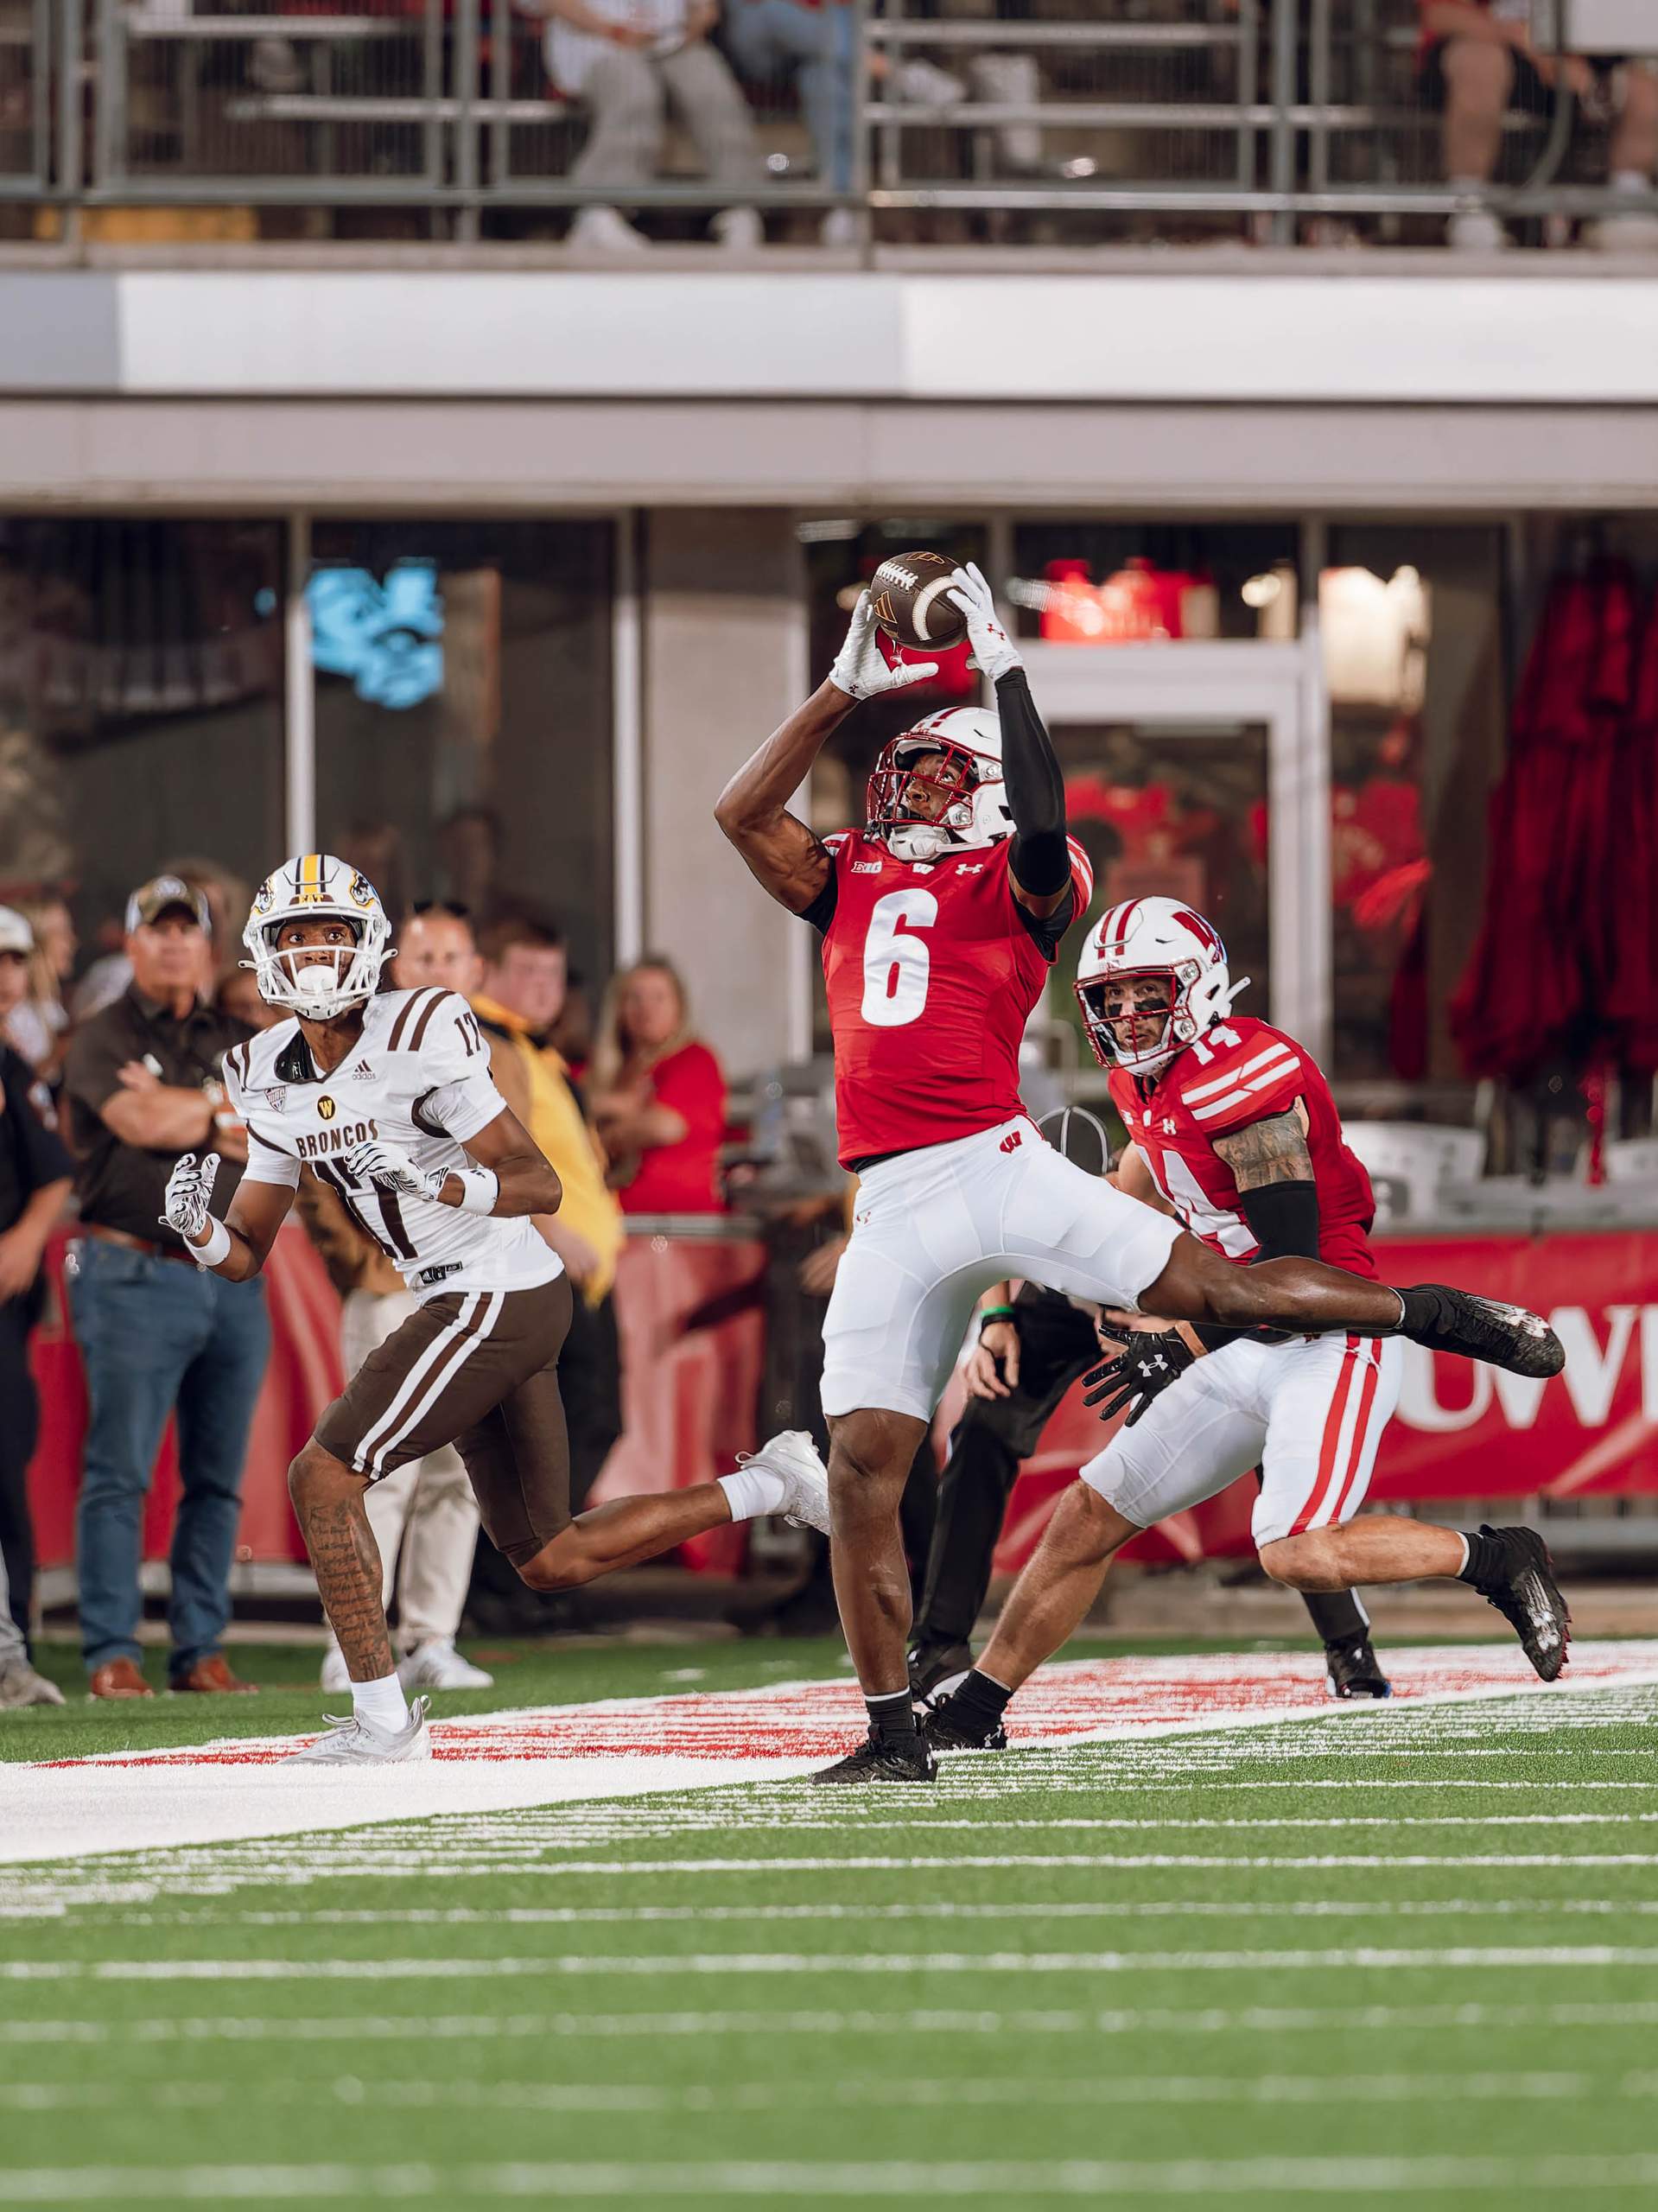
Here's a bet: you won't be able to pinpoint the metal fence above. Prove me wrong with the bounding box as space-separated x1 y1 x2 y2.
5 1 1656 245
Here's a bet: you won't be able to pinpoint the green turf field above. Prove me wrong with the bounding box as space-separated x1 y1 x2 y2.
4 1640 1658 2210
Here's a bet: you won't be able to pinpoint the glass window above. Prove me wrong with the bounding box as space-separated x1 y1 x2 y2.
1011 521 1302 645
1324 524 1506 1096
1050 717 1273 1090
0 517 285 994
308 519 614 1000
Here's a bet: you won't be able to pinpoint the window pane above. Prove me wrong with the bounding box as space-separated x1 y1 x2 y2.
308 520 614 997
1050 720 1272 1088
0 517 284 988
1012 521 1302 645
1324 524 1506 1095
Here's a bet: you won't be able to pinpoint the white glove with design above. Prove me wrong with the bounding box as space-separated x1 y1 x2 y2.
160 1152 222 1245
346 1137 444 1203
946 561 1022 684
827 592 939 702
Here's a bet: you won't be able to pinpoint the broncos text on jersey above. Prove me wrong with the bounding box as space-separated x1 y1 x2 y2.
222 986 562 1300
1109 1014 1378 1278
816 830 1094 1166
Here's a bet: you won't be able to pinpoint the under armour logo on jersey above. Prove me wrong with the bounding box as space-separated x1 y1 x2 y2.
1000 1130 1023 1154
956 863 985 876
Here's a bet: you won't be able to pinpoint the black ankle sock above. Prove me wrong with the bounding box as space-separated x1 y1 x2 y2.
866 1688 919 1744
1458 1527 1505 1587
950 1668 1013 1732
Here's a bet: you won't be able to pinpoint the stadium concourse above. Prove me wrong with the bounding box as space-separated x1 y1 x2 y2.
6 1635 1658 2209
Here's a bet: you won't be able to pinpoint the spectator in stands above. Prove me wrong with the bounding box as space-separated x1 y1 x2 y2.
724 0 860 243
298 903 499 1694
60 875 268 1700
528 0 766 251
214 967 282 1032
1420 3 1658 250
3 893 75 1082
473 912 626 1515
0 907 74 1683
589 955 727 1215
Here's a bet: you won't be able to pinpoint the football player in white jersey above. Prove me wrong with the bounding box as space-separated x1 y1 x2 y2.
162 855 830 1763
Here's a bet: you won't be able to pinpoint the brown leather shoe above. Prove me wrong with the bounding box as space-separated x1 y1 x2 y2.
88 1656 154 1699
170 1654 258 1695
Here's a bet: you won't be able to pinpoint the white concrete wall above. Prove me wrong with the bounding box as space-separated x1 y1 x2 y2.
640 509 809 1078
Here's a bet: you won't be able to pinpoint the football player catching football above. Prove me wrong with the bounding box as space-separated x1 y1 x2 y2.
717 564 1565 1785
161 855 830 1763
922 897 1571 1758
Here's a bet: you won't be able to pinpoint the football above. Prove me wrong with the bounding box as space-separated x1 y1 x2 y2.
868 549 969 652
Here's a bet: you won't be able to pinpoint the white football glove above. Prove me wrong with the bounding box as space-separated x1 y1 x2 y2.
160 1152 221 1245
345 1137 444 1203
827 592 939 702
946 561 1022 684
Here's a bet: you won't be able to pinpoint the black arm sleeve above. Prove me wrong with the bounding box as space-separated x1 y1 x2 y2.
996 669 1070 899
1193 1179 1321 1352
798 870 838 934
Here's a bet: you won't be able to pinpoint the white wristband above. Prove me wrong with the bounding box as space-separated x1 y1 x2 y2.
191 1216 232 1269
454 1165 499 1217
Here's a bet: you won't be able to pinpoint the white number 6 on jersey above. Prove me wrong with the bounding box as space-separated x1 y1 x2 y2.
861 889 937 1027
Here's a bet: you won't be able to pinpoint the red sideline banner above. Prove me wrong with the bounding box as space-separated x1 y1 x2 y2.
959 1232 1658 1579
28 1225 1658 1579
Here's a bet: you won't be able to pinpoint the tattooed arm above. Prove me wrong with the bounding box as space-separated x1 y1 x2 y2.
1212 1107 1320 1260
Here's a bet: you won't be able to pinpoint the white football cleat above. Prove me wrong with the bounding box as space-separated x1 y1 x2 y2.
284 1695 432 1764
319 1643 351 1694
398 1638 493 1692
738 1428 832 1535
0 1660 67 1708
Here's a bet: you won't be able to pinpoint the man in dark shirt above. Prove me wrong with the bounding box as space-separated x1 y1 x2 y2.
0 906 74 1706
61 875 269 1699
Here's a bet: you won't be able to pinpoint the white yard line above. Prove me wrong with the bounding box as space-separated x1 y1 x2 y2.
7 1642 1656 1866
9 1997 1658 2046
10 1943 1658 1983
7 2154 1658 2200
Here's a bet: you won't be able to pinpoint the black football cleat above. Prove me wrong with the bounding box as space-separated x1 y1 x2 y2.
810 1730 938 1785
907 1637 975 1706
1398 1285 1564 1380
1324 1636 1393 1701
922 1691 1009 1754
1465 1524 1571 1682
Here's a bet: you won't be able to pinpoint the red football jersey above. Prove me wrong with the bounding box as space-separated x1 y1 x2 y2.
818 830 1094 1166
1109 1014 1378 1277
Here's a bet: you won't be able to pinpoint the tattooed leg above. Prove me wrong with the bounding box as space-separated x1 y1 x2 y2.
287 1442 394 1683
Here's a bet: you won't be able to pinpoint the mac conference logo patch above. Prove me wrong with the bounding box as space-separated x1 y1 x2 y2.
318 1096 337 1122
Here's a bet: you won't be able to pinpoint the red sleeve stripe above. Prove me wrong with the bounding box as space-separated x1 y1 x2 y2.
1184 1041 1295 1103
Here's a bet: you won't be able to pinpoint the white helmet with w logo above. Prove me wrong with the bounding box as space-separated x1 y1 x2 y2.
1074 897 1246 1077
243 853 391 1020
865 705 1012 863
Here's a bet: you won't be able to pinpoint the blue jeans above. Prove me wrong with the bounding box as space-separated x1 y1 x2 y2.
725 0 855 193
70 1237 270 1679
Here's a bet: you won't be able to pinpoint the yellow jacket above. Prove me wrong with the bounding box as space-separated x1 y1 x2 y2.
471 992 624 1306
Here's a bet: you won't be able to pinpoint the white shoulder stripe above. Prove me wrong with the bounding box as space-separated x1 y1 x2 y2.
1189 1058 1303 1123
1183 1041 1293 1102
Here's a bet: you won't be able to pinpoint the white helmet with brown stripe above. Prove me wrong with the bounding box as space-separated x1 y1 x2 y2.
1074 896 1248 1077
243 852 392 1021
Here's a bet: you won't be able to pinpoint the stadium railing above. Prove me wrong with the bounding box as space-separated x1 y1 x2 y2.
9 5 1658 247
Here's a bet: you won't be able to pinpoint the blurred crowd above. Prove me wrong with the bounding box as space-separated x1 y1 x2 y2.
0 859 733 1706
73 1 1658 253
